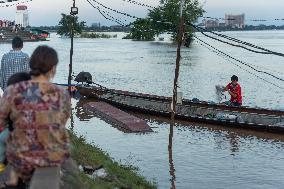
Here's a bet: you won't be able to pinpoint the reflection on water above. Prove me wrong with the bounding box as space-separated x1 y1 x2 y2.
168 122 176 189
74 99 95 122
228 133 240 156
71 99 284 189
4 30 283 188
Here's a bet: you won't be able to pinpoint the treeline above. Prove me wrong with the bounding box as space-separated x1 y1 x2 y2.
201 25 284 32
30 25 131 33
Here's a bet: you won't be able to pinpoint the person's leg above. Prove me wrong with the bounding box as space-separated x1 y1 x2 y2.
0 129 9 171
232 102 241 106
0 166 19 188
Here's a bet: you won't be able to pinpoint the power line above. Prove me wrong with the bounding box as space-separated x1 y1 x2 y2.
121 0 156 9
86 0 126 26
91 0 140 19
86 0 161 34
194 36 284 89
0 0 32 8
189 23 284 57
193 36 284 84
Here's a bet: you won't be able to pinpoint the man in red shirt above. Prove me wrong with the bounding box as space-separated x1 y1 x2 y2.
224 75 242 106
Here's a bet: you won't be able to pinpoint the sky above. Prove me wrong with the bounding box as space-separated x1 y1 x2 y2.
0 0 284 26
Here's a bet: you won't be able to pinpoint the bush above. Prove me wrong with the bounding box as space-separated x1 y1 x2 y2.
80 32 117 39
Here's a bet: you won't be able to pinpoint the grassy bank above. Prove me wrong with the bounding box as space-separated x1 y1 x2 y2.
67 132 157 189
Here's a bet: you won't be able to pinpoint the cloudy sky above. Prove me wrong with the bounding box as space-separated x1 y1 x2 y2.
0 0 283 26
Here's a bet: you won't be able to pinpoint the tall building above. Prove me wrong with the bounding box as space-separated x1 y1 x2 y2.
15 5 29 27
225 14 245 28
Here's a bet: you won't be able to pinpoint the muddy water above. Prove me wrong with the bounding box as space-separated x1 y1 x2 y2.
1 31 284 188
70 99 284 189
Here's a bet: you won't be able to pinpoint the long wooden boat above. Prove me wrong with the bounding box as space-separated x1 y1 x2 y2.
76 85 284 133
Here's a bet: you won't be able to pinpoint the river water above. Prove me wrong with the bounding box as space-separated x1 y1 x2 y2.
1 31 284 188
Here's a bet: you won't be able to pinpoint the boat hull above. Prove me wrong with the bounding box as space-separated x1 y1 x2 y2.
77 85 284 133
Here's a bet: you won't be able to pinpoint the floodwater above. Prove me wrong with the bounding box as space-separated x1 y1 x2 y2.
1 31 284 188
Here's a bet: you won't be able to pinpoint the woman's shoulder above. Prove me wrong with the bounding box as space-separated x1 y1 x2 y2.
6 81 68 96
38 82 70 95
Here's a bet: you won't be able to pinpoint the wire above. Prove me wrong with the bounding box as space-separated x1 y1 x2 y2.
189 23 284 57
91 0 172 27
86 0 160 34
194 37 284 89
86 0 126 26
193 36 284 83
0 0 32 8
91 0 140 19
121 0 156 9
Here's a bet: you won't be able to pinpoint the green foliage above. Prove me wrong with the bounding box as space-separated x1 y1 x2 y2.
127 19 156 41
57 13 86 37
128 0 204 41
81 32 117 39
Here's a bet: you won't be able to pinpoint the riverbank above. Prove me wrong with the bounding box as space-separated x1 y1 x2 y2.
67 132 156 189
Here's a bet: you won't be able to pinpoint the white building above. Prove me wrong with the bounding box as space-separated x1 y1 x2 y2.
225 14 245 29
15 5 29 27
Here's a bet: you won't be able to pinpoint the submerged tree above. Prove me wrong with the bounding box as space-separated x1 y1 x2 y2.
57 13 86 37
128 0 204 42
125 19 156 41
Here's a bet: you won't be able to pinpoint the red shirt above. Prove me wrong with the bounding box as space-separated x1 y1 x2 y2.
226 83 242 104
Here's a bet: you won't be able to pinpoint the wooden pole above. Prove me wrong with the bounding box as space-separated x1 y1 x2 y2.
171 0 185 121
168 1 185 189
68 0 76 94
68 23 73 94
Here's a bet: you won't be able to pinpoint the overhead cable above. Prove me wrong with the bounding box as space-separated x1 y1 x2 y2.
86 0 160 33
189 23 284 57
121 0 156 9
0 0 32 8
86 0 125 26
91 0 139 19
194 37 284 89
193 36 284 83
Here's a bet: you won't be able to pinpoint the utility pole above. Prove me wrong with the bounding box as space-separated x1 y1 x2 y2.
168 1 185 189
68 0 78 94
171 0 185 121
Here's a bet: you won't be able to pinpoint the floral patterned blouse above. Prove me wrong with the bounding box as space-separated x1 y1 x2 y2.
0 81 70 176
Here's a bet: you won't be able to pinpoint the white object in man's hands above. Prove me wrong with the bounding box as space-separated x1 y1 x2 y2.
215 85 226 103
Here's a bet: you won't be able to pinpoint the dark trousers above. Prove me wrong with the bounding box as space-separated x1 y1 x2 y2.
231 102 242 106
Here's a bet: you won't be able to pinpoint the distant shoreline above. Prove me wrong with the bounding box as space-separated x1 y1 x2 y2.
30 24 284 33
195 25 284 32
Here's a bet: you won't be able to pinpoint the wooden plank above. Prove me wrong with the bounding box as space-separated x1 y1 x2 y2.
84 102 152 132
29 167 60 189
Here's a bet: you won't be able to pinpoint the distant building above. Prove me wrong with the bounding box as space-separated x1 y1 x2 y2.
91 22 101 28
202 19 219 29
15 5 29 27
225 14 245 28
219 23 226 27
110 25 123 31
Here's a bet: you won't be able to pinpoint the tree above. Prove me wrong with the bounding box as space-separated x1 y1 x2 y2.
57 13 85 93
57 13 86 37
125 19 156 41
128 0 204 42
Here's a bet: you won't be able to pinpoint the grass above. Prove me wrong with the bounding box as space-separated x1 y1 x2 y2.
68 132 157 189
